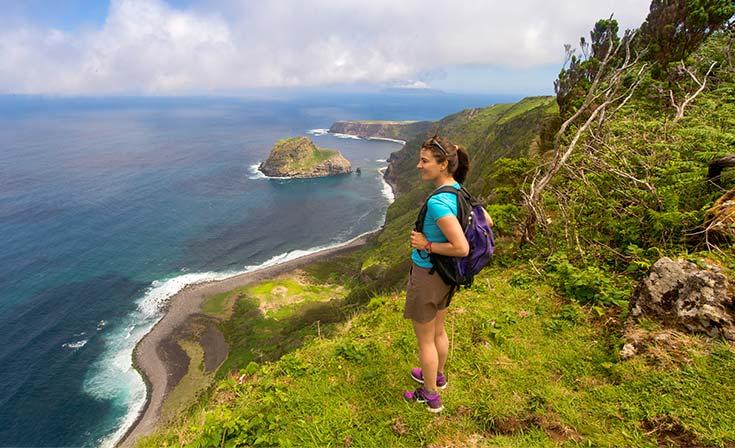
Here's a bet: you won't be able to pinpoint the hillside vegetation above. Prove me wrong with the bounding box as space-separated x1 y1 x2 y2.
139 5 735 447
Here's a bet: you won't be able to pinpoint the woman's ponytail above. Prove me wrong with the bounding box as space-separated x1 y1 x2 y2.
453 145 470 184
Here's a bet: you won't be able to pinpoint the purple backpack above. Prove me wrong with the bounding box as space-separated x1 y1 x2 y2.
415 185 495 291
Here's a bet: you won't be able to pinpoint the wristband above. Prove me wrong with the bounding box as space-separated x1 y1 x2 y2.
424 242 432 253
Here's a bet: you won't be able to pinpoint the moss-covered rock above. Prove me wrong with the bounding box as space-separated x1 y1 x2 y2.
258 137 351 178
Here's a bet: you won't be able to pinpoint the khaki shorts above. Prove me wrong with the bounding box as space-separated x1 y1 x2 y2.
404 264 453 323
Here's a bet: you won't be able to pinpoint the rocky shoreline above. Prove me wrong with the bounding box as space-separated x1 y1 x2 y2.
117 152 402 448
116 231 383 448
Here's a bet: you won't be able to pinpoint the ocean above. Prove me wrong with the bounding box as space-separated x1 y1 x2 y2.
0 91 515 447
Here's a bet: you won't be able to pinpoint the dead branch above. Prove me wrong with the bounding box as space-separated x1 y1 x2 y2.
669 61 717 123
521 28 640 244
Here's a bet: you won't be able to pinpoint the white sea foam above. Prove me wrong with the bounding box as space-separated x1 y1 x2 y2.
376 159 387 163
306 128 329 136
91 315 150 448
92 269 240 448
367 136 406 144
248 163 266 179
378 167 395 203
94 225 391 448
62 339 88 350
136 270 239 317
248 162 293 180
332 132 362 140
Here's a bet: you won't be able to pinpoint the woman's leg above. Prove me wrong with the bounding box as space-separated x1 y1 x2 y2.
434 308 449 375
412 318 438 392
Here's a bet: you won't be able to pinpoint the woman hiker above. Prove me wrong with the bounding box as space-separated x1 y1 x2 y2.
402 134 487 413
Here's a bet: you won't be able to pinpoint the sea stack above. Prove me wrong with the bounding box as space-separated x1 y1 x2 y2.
258 137 352 178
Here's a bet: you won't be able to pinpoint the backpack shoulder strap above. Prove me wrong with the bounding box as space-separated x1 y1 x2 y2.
415 185 463 231
416 186 452 231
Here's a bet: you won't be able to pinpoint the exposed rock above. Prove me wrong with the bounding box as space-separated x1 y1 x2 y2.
620 343 637 359
628 257 735 341
704 188 735 244
258 137 351 178
328 120 433 141
707 154 735 187
382 152 401 193
620 326 703 365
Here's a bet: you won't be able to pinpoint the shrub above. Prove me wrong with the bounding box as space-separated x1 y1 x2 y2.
546 254 629 306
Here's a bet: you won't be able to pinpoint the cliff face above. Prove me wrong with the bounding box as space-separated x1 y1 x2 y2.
383 97 556 197
328 120 433 141
259 137 351 178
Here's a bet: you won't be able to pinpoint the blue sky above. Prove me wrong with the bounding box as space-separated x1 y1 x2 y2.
3 0 109 30
0 0 651 96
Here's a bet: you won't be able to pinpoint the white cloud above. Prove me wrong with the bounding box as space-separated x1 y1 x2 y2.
392 80 431 89
0 0 651 94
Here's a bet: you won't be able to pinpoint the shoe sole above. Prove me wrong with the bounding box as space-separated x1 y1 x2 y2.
410 394 444 413
410 372 448 390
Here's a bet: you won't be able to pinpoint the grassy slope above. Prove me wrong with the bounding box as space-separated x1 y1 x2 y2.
138 90 735 446
139 266 735 447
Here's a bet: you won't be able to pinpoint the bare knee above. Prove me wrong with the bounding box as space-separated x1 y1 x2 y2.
434 325 446 340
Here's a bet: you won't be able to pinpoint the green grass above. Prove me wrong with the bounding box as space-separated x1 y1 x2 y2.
348 120 419 124
495 96 555 125
138 266 735 447
201 291 237 319
214 276 350 378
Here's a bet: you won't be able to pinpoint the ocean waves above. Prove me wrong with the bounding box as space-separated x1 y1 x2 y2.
94 224 396 447
62 339 88 350
247 163 291 180
378 167 395 203
92 269 241 447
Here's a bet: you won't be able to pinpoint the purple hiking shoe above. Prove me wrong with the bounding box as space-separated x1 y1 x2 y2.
403 386 444 413
410 367 447 390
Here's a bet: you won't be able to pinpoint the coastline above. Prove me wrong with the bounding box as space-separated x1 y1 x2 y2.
116 230 380 448
116 152 401 448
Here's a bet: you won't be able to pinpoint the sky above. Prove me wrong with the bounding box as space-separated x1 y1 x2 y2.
0 0 652 96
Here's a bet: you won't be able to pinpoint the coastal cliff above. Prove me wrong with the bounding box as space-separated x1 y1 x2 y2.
329 120 432 141
129 10 735 447
258 137 351 178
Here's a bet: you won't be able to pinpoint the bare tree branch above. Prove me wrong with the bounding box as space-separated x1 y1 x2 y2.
521 27 648 244
670 61 717 123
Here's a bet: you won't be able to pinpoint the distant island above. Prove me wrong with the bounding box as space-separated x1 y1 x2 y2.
258 137 351 178
329 120 433 141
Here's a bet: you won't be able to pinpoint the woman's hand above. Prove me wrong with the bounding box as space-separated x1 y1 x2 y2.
410 230 429 250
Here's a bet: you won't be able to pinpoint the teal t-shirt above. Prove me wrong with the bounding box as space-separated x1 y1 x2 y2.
411 182 461 268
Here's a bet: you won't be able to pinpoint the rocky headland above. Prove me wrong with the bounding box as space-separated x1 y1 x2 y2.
328 120 432 141
258 137 351 178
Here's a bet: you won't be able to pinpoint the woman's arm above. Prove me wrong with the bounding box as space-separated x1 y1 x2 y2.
410 215 469 257
483 208 494 227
